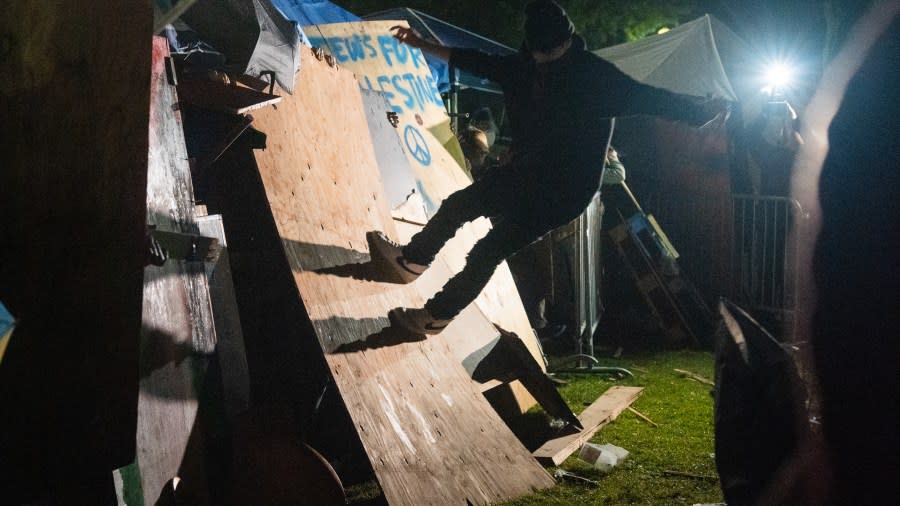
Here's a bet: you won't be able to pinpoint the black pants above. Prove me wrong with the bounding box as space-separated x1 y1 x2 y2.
403 165 598 320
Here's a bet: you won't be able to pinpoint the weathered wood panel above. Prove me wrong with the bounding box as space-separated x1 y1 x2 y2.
249 46 553 505
129 37 218 505
196 214 250 419
0 2 151 500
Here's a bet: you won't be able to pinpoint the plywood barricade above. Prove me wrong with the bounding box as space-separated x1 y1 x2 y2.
359 89 420 212
307 21 470 211
308 22 546 405
124 37 220 505
247 46 553 504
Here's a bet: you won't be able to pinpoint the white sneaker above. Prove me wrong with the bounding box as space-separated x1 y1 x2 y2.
389 307 452 335
366 231 427 284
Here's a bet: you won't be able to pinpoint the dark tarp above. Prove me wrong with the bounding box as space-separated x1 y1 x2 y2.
270 0 359 25
174 0 302 93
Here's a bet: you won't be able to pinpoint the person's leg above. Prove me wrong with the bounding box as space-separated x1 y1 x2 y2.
422 175 603 322
424 216 549 321
402 170 518 266
370 169 521 285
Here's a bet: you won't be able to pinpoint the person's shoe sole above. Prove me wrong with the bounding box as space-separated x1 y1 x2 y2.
388 308 449 335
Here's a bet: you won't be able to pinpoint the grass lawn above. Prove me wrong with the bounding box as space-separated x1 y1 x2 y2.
501 348 723 505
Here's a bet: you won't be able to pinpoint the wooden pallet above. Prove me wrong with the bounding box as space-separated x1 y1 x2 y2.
608 213 714 345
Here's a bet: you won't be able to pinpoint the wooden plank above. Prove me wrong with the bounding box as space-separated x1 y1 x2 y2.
674 368 715 386
248 46 554 505
0 2 151 499
177 77 282 114
496 328 580 429
196 214 250 420
152 229 220 262
533 386 643 466
627 406 660 427
130 36 218 505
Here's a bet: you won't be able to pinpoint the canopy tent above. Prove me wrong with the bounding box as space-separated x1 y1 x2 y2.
364 8 516 93
595 14 750 103
594 16 755 312
269 0 359 26
167 0 304 93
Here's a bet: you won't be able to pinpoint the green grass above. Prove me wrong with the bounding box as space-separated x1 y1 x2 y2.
500 349 723 506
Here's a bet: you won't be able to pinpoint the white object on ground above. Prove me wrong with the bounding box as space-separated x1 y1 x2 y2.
578 442 629 473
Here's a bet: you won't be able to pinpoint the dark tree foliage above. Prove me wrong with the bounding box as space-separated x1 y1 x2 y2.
334 0 697 49
334 1 868 75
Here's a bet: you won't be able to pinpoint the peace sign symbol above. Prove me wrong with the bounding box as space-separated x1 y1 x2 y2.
404 124 432 166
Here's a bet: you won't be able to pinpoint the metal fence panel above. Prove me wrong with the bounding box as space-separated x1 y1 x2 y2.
731 194 806 338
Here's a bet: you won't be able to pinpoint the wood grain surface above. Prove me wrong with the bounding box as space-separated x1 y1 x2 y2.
306 22 545 383
249 46 554 505
131 37 218 505
533 386 643 466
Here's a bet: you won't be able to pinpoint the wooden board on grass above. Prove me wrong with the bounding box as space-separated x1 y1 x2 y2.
533 386 644 466
246 46 553 505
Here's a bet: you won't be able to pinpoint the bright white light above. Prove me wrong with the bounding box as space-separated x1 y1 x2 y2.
765 62 793 90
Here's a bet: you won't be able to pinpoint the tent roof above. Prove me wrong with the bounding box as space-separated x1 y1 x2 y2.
364 8 514 56
270 0 360 26
364 8 514 92
595 14 749 102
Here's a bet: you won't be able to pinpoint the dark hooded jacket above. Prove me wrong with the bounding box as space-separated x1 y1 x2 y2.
450 35 714 197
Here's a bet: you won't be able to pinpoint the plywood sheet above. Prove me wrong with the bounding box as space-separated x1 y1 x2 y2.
359 88 418 211
249 46 553 505
196 214 251 419
308 22 545 380
131 36 218 505
308 21 471 212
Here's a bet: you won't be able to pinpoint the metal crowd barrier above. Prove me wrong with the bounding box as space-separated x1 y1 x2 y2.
573 192 604 354
731 194 806 339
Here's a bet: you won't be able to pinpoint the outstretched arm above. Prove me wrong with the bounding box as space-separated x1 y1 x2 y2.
592 58 730 128
392 26 514 87
392 26 451 62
